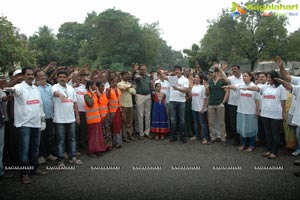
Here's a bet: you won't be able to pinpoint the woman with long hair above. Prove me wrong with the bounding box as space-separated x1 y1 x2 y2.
245 71 287 159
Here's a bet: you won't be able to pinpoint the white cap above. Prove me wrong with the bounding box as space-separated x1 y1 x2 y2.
13 69 22 77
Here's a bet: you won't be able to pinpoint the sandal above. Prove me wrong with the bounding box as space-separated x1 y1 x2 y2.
268 153 277 159
245 148 254 152
262 152 271 157
239 146 247 151
69 157 83 165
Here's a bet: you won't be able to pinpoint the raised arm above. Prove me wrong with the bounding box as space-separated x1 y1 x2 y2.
276 56 291 82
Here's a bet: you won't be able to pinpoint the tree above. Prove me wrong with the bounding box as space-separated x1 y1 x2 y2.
56 22 86 66
0 16 34 71
286 29 300 61
199 0 288 71
28 26 58 67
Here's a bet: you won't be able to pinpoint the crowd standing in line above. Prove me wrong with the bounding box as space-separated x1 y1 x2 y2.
0 56 300 184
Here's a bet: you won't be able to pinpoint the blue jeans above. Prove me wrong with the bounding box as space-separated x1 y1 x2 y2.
18 127 41 175
261 117 282 155
169 101 185 139
55 123 76 161
192 110 209 140
241 136 256 148
0 126 4 176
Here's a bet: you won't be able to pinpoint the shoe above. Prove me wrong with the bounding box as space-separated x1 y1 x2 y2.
190 136 197 140
268 153 277 159
138 136 144 140
155 136 159 140
21 175 31 184
76 151 81 156
123 139 131 143
262 152 271 157
160 136 165 140
222 141 227 147
169 138 177 142
294 171 300 177
115 144 122 148
180 138 187 143
292 149 300 156
38 156 46 165
88 154 97 158
64 152 69 159
245 148 254 152
128 137 136 141
32 169 48 176
144 135 152 139
47 154 58 161
294 159 300 166
69 157 83 165
202 139 208 144
239 146 246 151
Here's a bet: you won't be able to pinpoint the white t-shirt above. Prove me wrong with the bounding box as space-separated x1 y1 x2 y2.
191 84 207 112
291 85 300 126
74 84 87 112
228 74 244 106
260 84 287 119
236 82 260 115
155 79 170 103
52 83 77 123
289 76 300 115
13 81 45 128
257 83 268 109
169 75 189 102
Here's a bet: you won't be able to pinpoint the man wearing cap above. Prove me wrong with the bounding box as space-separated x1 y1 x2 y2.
11 67 47 184
158 65 189 143
5 69 24 166
205 66 229 147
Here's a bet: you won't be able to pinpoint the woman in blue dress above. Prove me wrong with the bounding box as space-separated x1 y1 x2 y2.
151 83 170 140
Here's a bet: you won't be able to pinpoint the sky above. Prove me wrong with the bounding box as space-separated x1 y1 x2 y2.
1 0 299 51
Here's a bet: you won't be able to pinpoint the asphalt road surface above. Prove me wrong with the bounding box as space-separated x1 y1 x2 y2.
0 137 300 200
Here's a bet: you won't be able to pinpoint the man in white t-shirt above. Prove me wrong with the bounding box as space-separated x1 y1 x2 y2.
227 65 244 146
276 56 300 176
12 67 47 184
159 65 189 143
73 69 89 152
52 70 82 167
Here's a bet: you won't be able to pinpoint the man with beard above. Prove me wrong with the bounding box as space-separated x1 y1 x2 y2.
11 67 47 184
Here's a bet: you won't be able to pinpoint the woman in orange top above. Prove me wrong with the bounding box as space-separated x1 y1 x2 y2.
84 80 106 157
107 77 122 148
96 81 113 150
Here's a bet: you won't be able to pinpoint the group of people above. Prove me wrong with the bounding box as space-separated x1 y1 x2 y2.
0 56 300 185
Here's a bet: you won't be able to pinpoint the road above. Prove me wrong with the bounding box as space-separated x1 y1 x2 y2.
0 137 300 200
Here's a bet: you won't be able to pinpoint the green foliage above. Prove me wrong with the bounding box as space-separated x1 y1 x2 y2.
0 16 35 72
193 0 289 71
28 26 58 66
286 29 300 61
